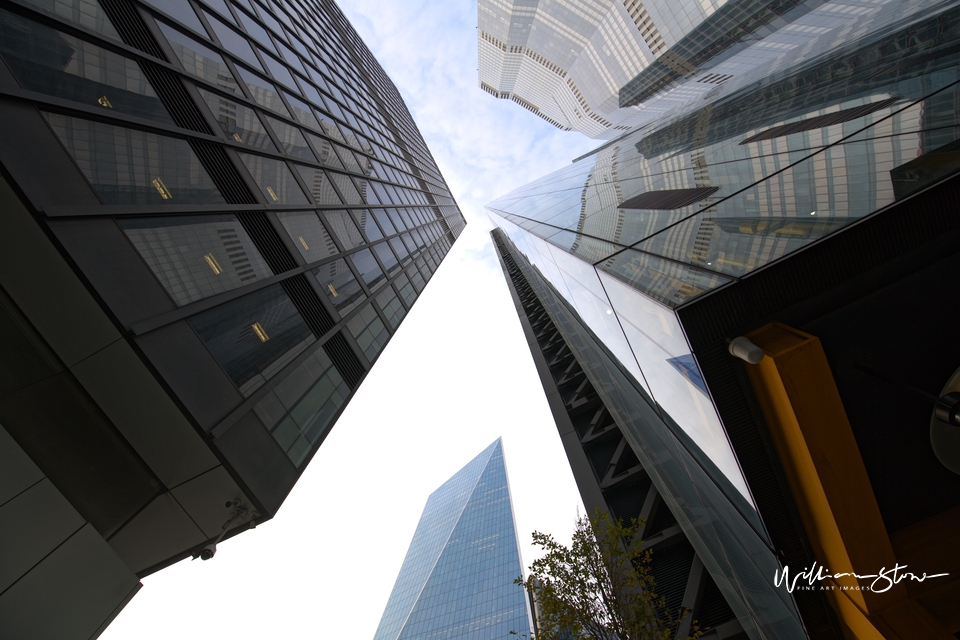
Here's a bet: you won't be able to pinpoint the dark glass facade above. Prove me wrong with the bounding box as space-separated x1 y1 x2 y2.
373 439 532 640
0 0 464 637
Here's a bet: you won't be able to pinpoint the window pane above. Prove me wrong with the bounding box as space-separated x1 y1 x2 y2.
236 66 289 115
374 240 402 276
354 209 382 241
21 0 119 38
294 164 343 204
261 50 296 88
0 12 172 124
158 21 241 95
264 114 315 161
308 132 344 169
323 210 364 249
197 87 276 151
277 211 338 263
142 0 206 34
313 258 363 315
189 284 315 396
45 113 224 205
120 214 272 306
373 209 396 235
349 248 385 291
375 285 405 329
238 152 308 204
254 347 349 466
285 92 322 130
346 303 387 361
204 12 262 71
236 8 277 53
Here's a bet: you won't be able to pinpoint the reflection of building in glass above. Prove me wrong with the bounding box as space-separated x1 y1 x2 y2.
0 0 465 637
488 2 960 638
478 0 943 139
373 439 533 640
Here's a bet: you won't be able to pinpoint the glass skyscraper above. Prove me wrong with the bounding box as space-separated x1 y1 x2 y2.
0 0 465 637
488 0 960 638
373 439 532 640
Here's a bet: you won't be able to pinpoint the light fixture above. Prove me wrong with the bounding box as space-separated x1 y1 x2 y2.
152 177 172 200
251 322 269 342
233 133 243 143
97 95 113 108
266 186 279 202
203 253 222 275
327 283 339 297
299 236 310 250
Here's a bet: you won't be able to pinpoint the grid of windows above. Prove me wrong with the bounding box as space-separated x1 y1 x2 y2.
0 0 465 477
374 440 531 640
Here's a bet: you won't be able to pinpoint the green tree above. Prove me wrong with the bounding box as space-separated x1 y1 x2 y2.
516 510 699 640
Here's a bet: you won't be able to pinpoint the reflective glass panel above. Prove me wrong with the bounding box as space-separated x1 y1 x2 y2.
375 285 404 329
142 0 205 34
158 21 240 95
236 65 290 115
313 258 363 316
254 346 349 466
353 208 382 241
294 164 342 205
277 210 338 263
120 214 272 306
189 284 315 396
0 12 173 124
45 113 225 205
264 114 315 161
21 0 119 38
238 152 307 204
346 303 387 362
322 210 364 249
196 87 275 151
349 248 385 291
204 12 262 71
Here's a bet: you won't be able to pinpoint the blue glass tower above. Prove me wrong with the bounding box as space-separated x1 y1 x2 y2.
373 439 531 640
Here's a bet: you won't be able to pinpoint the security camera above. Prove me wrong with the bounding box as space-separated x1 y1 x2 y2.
199 544 217 561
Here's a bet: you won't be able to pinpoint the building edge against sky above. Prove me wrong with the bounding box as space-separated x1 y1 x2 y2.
372 438 533 640
485 0 960 637
0 0 465 637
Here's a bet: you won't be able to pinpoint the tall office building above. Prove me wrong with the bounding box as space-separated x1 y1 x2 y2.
478 0 933 139
373 439 533 640
487 0 960 638
0 0 465 637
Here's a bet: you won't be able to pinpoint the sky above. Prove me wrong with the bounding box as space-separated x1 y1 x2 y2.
100 1 599 638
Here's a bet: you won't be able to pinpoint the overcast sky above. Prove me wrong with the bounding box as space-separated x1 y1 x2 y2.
101 1 599 638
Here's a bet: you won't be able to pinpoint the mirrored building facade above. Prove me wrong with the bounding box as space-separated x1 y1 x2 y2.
479 0 941 139
373 439 533 640
0 0 465 637
488 1 960 637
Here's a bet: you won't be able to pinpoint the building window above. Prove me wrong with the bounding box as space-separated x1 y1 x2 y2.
277 210 339 263
313 258 364 315
21 0 120 38
0 11 173 124
322 210 365 249
238 152 308 204
197 87 276 150
375 285 405 330
189 284 315 396
45 113 225 205
253 347 349 466
120 215 272 306
158 21 241 95
347 303 388 362
294 164 343 204
349 247 385 291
